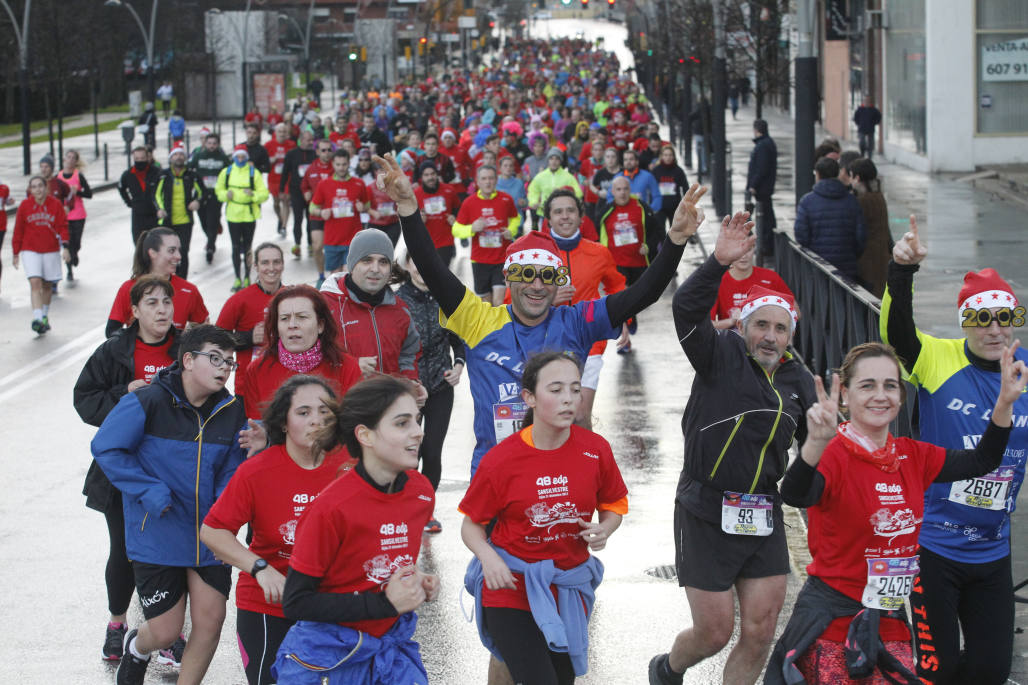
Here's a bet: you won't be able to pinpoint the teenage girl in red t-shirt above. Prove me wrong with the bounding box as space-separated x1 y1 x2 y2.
460 351 628 685
765 342 1025 683
201 375 351 685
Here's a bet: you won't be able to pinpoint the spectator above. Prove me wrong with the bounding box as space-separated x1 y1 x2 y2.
849 158 892 297
156 81 173 118
836 150 861 187
854 95 882 159
138 102 158 149
168 110 185 144
794 157 866 281
746 119 777 267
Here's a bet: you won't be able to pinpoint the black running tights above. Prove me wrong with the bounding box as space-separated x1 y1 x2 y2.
103 494 135 616
237 608 294 685
483 606 575 685
419 384 454 490
228 221 257 279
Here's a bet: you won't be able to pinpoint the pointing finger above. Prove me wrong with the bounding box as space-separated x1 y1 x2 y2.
829 372 841 404
909 215 918 237
813 374 826 403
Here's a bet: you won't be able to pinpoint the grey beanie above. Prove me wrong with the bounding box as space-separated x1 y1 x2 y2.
546 147 563 160
39 153 55 168
346 228 394 272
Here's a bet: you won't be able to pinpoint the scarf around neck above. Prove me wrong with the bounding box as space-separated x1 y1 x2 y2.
836 421 900 473
278 338 323 373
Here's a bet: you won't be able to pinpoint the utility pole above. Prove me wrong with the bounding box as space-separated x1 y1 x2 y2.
711 0 729 217
2 0 33 175
794 0 817 204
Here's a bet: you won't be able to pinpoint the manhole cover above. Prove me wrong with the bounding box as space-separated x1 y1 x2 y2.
645 565 678 581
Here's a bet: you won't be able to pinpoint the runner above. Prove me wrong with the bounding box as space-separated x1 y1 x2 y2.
11 176 70 334
244 122 272 176
461 351 628 685
301 139 336 287
598 176 652 287
271 376 438 684
107 228 210 336
649 212 815 685
92 325 249 685
526 148 581 222
710 244 792 331
309 149 369 280
608 148 662 213
264 123 297 238
238 285 362 421
155 145 203 278
201 376 351 685
880 219 1028 684
413 162 460 267
216 146 270 292
651 145 689 233
57 149 93 283
118 146 161 246
280 129 317 259
766 341 1026 683
188 132 231 264
215 242 285 390
74 275 179 664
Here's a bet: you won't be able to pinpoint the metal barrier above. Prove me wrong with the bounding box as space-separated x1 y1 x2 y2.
773 229 915 438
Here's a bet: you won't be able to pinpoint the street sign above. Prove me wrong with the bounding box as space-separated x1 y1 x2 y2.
458 16 476 28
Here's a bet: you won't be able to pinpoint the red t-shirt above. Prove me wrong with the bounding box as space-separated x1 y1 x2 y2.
240 353 363 420
288 468 435 636
806 434 946 603
203 444 353 617
11 195 68 254
710 267 793 323
109 274 209 331
311 176 369 247
133 337 175 384
459 425 628 610
264 138 297 193
216 283 279 386
366 177 400 228
300 159 333 197
456 191 518 264
414 185 459 249
599 200 647 268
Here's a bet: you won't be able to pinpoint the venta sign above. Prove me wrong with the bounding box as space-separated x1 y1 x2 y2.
982 36 1028 82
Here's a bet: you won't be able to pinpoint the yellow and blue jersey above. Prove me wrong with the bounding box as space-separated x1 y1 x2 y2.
441 288 619 474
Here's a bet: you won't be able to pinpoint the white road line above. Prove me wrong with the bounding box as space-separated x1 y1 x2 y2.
0 325 106 391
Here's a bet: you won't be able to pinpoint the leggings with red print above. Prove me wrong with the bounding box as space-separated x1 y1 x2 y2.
910 547 1012 685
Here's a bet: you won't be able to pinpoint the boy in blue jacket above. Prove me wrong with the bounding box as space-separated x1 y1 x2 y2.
93 324 248 685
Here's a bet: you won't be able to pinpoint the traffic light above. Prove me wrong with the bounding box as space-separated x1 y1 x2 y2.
360 46 367 62
581 0 588 6
607 0 614 5
418 36 427 56
348 47 358 62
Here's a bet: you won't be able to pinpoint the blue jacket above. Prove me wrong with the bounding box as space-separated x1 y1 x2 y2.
794 178 866 280
607 168 662 213
747 134 778 199
91 365 247 567
464 546 604 676
271 612 427 685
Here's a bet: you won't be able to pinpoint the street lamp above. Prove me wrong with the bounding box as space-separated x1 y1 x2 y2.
104 0 159 103
0 0 32 174
207 0 253 117
277 0 316 89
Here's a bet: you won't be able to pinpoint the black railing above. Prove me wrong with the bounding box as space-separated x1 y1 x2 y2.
773 229 915 438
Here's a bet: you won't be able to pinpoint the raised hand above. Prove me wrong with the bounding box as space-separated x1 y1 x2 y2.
892 214 928 265
713 211 757 266
668 184 708 245
805 373 841 446
998 340 1028 407
372 153 418 215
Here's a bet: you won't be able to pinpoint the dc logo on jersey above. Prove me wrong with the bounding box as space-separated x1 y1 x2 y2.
498 382 520 402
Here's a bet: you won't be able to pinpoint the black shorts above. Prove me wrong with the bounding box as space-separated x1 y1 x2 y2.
674 501 789 592
133 562 232 620
472 262 505 295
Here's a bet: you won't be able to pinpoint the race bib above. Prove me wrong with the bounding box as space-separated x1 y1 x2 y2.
659 182 676 195
377 201 396 216
720 492 773 536
298 164 311 178
493 401 527 443
948 466 1014 511
332 198 354 218
424 196 446 215
479 230 503 249
861 557 918 610
274 162 284 175
613 221 639 247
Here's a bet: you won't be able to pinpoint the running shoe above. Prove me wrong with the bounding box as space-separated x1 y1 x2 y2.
205 246 215 264
66 264 75 282
31 319 42 334
278 222 286 237
424 518 442 534
40 317 51 333
291 244 301 259
231 277 242 292
102 621 127 661
617 340 632 354
156 634 186 668
648 654 683 685
116 629 150 685
242 277 250 288
315 276 325 290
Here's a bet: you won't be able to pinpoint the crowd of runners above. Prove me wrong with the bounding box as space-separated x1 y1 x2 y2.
2 32 1024 685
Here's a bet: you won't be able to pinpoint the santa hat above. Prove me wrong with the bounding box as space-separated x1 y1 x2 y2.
232 144 249 160
441 128 457 141
503 231 564 272
199 126 212 138
738 286 798 329
168 144 186 162
957 268 1017 323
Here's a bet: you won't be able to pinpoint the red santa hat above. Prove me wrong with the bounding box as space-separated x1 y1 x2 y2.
738 286 798 329
231 143 249 160
440 128 457 141
503 231 564 272
168 143 186 162
957 268 1017 321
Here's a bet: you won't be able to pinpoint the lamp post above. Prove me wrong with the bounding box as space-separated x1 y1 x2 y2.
104 0 158 103
207 0 252 117
1 0 32 174
277 1 315 89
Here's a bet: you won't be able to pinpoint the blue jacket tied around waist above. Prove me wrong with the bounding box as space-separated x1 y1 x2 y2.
464 545 604 676
271 611 427 685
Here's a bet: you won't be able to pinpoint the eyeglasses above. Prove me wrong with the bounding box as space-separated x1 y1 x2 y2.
506 264 569 286
192 350 239 371
317 147 333 153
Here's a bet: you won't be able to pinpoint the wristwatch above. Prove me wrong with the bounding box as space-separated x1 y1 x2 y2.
250 558 269 577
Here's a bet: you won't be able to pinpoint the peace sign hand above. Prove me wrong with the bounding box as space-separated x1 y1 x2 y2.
892 214 928 265
372 153 418 215
998 340 1028 407
713 211 757 266
668 184 708 245
806 373 841 446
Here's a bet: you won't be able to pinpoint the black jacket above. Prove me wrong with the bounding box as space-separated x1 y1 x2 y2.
156 167 203 227
672 256 814 521
794 178 866 281
280 147 317 196
74 323 179 512
118 164 161 216
747 134 778 200
396 281 465 394
246 141 271 175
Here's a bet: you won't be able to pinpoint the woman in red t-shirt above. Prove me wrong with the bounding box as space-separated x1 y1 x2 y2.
239 285 361 420
12 176 70 333
460 351 628 685
766 342 1025 683
271 376 439 683
201 375 352 685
